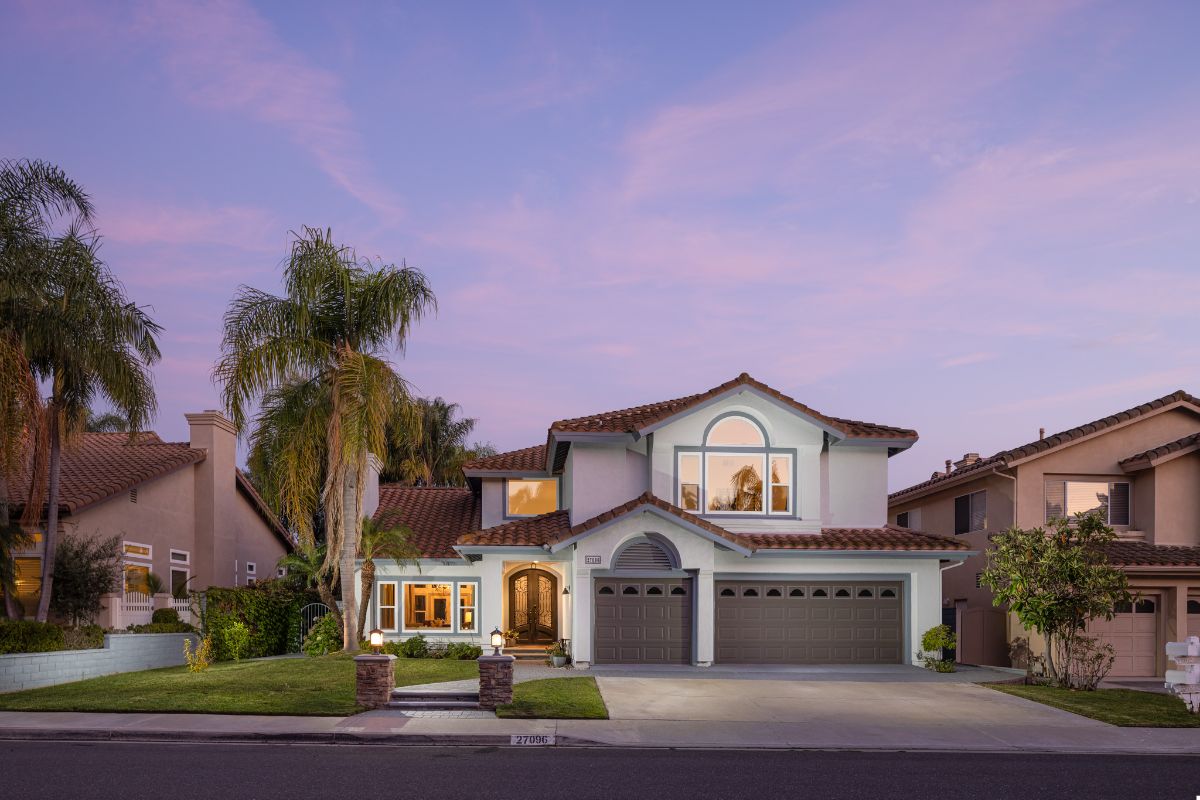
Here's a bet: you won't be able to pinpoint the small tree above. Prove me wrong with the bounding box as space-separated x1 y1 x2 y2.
49 533 121 627
980 511 1131 689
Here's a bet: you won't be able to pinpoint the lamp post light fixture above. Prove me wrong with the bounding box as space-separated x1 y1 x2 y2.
490 627 504 656
368 628 384 655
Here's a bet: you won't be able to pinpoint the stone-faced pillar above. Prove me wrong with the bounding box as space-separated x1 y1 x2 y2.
354 653 396 709
477 654 515 710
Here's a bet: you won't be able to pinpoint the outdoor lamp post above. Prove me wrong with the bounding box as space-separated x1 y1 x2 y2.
369 628 383 654
490 627 504 656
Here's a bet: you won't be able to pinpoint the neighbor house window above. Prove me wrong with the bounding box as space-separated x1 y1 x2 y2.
404 583 453 630
506 479 558 517
170 549 189 564
377 582 397 631
124 563 150 594
677 414 795 516
458 583 477 632
1045 480 1130 525
954 490 987 534
896 512 910 528
170 568 189 598
123 541 152 560
13 557 41 607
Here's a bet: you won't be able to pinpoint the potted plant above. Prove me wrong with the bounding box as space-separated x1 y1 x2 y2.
503 629 520 648
546 641 568 667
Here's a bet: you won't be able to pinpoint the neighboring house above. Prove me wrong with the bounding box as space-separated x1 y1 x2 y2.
359 373 971 668
888 391 1200 677
5 411 293 624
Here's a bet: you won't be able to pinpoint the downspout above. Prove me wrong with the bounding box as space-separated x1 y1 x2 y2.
940 559 966 573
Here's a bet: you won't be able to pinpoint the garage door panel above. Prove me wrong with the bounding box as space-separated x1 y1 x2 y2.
594 577 692 664
1088 605 1158 678
716 581 903 665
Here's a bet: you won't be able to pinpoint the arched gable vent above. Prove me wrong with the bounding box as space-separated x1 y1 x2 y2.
614 538 676 571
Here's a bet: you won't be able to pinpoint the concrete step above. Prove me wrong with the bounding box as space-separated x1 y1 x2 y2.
386 699 481 711
390 690 479 703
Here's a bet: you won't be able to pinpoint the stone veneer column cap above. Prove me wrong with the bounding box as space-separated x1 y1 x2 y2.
354 653 397 662
479 654 515 663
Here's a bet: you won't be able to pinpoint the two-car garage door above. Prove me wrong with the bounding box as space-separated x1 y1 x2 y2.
715 580 903 664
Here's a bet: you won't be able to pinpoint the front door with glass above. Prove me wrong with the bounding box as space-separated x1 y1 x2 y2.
508 568 558 644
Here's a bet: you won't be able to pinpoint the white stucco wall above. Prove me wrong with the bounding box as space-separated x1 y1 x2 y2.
480 479 504 529
825 445 889 528
565 444 648 524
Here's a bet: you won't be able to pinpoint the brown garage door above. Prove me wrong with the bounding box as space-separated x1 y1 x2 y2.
594 577 691 664
1088 598 1159 677
716 581 903 664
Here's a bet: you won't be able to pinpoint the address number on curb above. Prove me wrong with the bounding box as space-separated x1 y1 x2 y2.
511 735 556 746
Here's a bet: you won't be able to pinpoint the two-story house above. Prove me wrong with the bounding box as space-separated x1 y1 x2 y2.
358 374 970 668
888 391 1200 677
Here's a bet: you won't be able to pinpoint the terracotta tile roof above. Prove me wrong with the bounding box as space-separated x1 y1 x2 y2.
890 389 1200 503
555 491 750 550
1119 432 1200 469
456 509 572 548
372 485 481 559
549 373 916 441
462 444 547 473
12 432 206 515
456 490 967 554
744 526 970 552
1104 540 1200 568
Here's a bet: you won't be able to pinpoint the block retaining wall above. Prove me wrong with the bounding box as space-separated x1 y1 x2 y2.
0 632 198 693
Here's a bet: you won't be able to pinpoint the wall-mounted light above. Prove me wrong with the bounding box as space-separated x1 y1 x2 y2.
562 586 570 596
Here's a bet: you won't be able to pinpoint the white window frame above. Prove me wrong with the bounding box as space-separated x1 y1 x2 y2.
1045 479 1131 526
169 566 190 597
677 452 701 512
170 549 190 565
122 541 153 561
246 562 256 575
954 490 987 535
768 453 792 516
377 581 399 631
397 580 480 635
458 582 478 633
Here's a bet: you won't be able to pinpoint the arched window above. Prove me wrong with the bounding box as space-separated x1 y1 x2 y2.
677 413 792 517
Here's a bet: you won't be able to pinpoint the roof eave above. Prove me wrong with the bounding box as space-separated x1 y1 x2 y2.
889 464 1010 506
549 505 753 556
635 384 848 441
749 548 976 559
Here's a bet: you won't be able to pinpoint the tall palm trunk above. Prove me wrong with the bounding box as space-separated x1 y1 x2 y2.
357 557 375 641
339 466 360 650
34 408 60 623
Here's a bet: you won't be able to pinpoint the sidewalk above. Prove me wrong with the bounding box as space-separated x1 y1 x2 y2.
0 707 1197 754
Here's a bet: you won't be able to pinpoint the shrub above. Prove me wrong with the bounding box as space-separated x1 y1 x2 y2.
1053 633 1115 691
61 625 105 650
303 612 342 657
49 533 122 627
0 620 65 654
126 621 195 634
219 620 251 660
917 624 957 673
184 635 213 672
445 642 482 660
395 633 429 658
202 581 310 661
152 608 180 625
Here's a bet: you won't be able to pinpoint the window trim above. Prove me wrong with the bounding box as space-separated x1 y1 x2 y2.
503 477 561 519
170 549 190 565
246 562 256 575
457 582 478 633
122 541 153 561
394 579 481 635
377 581 399 632
674 413 799 519
1044 478 1131 526
169 567 190 598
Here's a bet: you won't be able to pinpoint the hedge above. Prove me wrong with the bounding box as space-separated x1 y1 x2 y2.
0 620 66 654
200 581 312 661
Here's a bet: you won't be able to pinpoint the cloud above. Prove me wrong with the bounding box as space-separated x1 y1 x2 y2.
939 352 998 369
132 0 405 223
101 202 280 251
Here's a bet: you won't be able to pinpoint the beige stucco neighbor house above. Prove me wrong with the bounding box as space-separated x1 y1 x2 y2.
6 411 293 625
888 391 1200 677
357 373 972 668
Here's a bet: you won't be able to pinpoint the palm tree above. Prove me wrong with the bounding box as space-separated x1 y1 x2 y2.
216 226 435 650
356 517 420 640
86 409 129 432
276 544 339 613
0 160 93 611
385 397 479 486
25 231 160 622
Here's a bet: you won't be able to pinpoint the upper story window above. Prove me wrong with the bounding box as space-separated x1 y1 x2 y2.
506 478 558 517
896 512 910 528
677 413 793 516
1045 480 1129 526
954 490 986 534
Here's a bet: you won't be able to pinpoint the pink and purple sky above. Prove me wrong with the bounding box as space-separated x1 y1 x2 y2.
4 1 1199 490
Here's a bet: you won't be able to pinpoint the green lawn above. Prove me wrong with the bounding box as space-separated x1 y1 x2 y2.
496 676 608 720
0 654 478 716
990 683 1200 727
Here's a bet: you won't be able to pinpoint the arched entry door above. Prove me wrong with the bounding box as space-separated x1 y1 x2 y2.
509 568 558 644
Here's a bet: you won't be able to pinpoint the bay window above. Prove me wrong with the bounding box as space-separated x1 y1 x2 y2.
675 414 795 516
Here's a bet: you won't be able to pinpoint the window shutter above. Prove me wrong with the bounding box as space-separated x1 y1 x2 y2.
1045 480 1065 521
954 495 970 535
970 491 987 532
1108 482 1130 526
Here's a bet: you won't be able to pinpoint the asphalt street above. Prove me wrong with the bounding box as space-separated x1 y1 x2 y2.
3 740 1197 800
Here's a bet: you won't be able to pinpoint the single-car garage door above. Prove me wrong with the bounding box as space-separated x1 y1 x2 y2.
594 577 691 664
716 580 903 664
1088 598 1159 677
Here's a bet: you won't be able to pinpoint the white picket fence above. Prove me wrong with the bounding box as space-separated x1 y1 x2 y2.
171 596 193 624
121 591 153 627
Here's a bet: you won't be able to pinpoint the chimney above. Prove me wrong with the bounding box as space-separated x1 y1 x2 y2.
187 410 239 589
954 452 981 471
1039 427 1045 440
944 459 952 476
